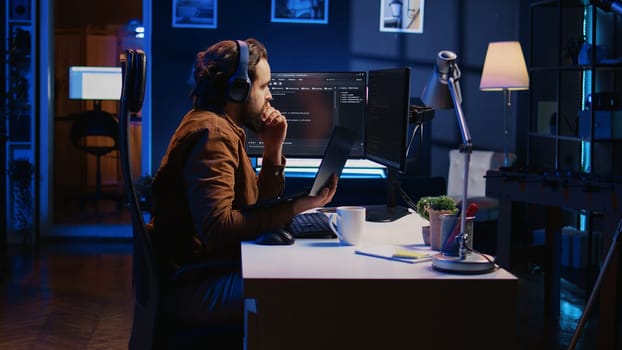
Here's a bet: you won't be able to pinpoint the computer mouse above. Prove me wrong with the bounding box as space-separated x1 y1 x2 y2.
255 228 295 245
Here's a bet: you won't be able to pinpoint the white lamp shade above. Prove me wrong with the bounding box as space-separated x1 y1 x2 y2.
479 41 529 91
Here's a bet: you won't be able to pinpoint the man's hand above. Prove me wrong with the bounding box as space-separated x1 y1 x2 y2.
293 174 338 213
259 103 287 145
260 103 287 164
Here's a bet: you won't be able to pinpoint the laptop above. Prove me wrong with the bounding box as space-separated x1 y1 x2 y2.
243 125 356 225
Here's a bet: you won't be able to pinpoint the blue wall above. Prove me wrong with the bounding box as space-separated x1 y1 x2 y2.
150 0 529 179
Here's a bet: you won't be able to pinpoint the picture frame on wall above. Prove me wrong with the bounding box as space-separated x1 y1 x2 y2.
379 0 424 33
172 0 217 29
271 0 329 24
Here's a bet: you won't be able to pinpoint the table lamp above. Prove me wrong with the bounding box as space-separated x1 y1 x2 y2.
479 41 529 167
421 50 496 274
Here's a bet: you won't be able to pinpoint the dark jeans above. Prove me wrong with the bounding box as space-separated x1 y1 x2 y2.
163 271 244 325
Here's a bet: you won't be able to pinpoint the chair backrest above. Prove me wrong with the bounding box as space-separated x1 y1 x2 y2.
117 49 155 350
70 110 119 155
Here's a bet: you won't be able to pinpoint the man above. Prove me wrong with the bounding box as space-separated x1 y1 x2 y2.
149 38 337 326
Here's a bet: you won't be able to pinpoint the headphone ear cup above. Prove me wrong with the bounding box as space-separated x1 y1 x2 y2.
228 40 251 102
228 77 251 102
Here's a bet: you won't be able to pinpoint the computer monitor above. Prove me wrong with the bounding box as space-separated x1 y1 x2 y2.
364 67 412 222
246 72 366 158
69 66 122 109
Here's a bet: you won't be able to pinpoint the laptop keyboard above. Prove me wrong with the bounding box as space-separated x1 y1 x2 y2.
288 212 336 239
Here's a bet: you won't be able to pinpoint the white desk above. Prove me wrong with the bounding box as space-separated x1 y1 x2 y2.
242 211 518 350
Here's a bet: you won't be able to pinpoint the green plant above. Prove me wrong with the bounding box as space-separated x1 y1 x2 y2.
415 195 457 221
2 27 32 139
8 159 34 232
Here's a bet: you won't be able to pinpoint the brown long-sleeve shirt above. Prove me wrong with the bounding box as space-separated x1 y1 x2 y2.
151 109 295 275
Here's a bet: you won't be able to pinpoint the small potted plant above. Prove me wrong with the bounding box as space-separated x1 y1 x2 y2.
415 195 457 249
9 158 34 243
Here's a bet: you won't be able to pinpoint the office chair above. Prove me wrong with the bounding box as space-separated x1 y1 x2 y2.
69 109 124 210
118 49 243 350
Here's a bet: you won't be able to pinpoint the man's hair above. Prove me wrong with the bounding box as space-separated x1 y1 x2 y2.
192 38 268 111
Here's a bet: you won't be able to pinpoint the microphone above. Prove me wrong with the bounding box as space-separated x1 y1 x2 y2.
591 0 622 16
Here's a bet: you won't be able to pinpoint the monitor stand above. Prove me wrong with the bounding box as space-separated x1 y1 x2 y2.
364 168 411 222
365 204 410 222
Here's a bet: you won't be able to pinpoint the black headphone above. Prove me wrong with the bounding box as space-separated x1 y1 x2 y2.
228 40 251 102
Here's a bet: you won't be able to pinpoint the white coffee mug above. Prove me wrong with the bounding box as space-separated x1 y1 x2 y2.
328 206 365 245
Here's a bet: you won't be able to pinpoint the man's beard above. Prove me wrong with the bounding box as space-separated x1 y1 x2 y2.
241 105 264 133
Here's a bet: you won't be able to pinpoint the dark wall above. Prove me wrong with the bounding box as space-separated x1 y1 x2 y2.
150 0 528 179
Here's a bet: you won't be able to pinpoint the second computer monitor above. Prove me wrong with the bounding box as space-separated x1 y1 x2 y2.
363 67 412 222
246 72 366 158
365 67 411 173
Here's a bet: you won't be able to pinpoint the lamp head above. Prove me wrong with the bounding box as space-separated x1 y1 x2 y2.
421 50 462 109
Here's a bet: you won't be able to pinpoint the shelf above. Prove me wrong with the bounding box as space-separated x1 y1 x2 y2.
530 0 584 9
529 132 622 143
530 64 622 72
528 1 622 177
528 133 583 142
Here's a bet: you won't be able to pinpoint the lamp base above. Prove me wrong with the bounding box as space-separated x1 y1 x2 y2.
432 252 496 274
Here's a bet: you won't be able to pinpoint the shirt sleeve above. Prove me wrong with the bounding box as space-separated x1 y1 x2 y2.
257 156 286 200
183 129 294 248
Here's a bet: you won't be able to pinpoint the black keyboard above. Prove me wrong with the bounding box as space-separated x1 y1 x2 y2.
287 212 336 239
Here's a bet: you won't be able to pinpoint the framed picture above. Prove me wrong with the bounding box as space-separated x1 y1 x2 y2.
379 0 424 33
271 0 328 24
172 0 217 29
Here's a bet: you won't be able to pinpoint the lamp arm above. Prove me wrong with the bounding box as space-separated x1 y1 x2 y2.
448 75 472 259
448 76 471 149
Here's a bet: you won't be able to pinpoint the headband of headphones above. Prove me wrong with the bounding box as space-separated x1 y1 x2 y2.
228 40 251 102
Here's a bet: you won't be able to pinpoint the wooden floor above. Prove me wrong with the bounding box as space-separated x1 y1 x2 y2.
0 242 133 350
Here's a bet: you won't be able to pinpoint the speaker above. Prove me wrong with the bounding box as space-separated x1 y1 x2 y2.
228 40 251 103
10 0 30 20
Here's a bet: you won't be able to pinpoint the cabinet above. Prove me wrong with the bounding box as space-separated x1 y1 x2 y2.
528 0 622 176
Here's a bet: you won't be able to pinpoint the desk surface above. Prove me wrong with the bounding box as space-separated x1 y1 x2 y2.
242 210 518 350
242 210 516 281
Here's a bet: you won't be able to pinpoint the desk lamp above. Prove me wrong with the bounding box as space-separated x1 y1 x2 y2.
479 41 529 167
421 50 496 274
